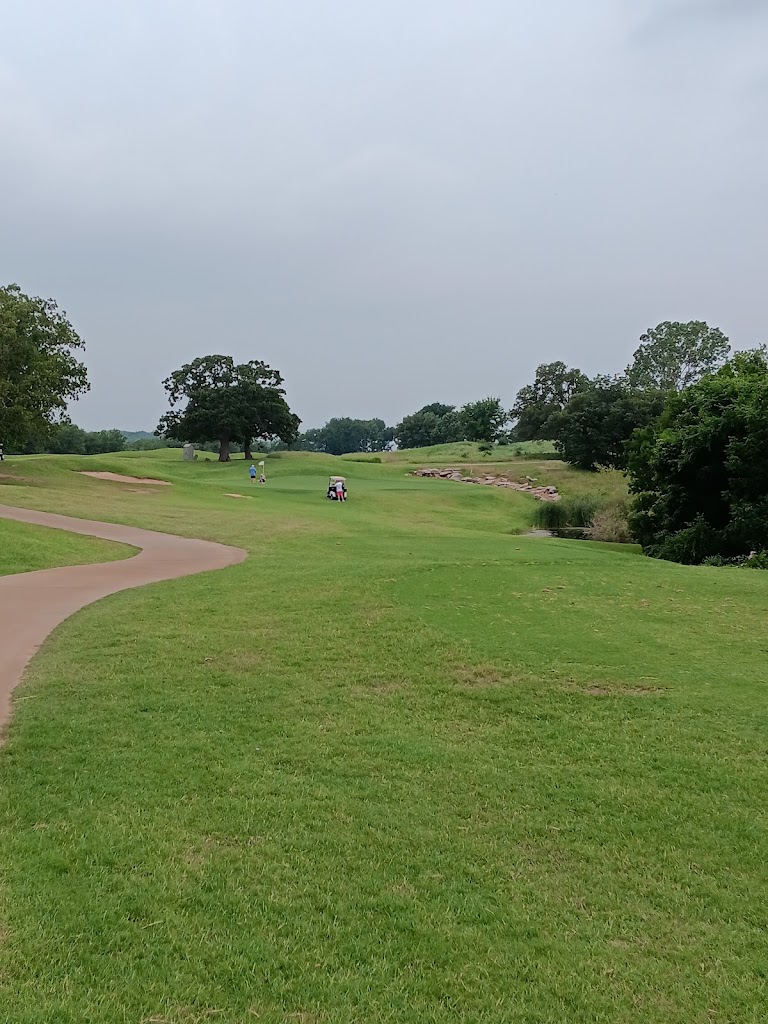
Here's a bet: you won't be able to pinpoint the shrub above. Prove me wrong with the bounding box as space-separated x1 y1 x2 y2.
588 501 632 543
703 550 768 570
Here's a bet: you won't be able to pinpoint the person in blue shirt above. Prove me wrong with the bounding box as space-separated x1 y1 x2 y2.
249 464 257 482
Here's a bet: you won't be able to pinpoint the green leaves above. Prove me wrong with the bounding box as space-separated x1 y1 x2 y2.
157 355 299 461
301 419 395 456
0 284 89 450
626 321 730 392
627 349 768 563
395 399 508 448
551 379 664 471
511 362 589 441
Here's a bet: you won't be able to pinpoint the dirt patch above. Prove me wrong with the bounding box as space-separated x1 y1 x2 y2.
127 489 159 494
78 471 172 485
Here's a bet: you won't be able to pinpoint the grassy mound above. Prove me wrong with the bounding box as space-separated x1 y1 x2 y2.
379 439 557 463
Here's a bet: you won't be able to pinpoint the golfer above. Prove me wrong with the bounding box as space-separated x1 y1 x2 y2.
249 464 257 482
335 478 345 502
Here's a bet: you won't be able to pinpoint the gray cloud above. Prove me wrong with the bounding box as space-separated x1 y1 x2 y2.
1 0 767 431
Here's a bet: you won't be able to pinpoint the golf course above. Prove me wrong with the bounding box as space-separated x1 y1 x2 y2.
0 447 766 1023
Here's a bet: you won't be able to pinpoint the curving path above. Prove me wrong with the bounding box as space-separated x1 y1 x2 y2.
0 504 246 731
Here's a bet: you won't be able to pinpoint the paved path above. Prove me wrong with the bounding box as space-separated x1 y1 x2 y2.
0 505 246 731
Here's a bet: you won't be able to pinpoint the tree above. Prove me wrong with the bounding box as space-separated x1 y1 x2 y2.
459 397 509 442
626 321 730 392
0 284 89 450
83 429 127 454
511 362 589 440
156 355 300 462
395 404 464 449
46 423 87 454
299 418 395 456
552 377 665 471
627 349 768 564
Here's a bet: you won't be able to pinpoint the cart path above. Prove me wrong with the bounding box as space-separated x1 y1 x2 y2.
0 504 247 732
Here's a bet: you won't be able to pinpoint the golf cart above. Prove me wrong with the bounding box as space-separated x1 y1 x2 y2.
327 475 347 500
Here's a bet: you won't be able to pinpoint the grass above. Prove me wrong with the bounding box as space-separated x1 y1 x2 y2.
378 439 557 463
0 517 134 576
0 449 766 1022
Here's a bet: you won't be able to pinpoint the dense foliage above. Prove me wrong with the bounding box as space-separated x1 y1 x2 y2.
0 284 89 450
394 398 508 448
511 362 589 440
627 350 768 564
157 355 300 462
301 418 394 456
394 404 464 449
458 398 508 443
551 378 665 471
626 321 729 392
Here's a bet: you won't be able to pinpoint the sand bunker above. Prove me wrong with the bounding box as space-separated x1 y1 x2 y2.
225 493 250 499
79 471 172 485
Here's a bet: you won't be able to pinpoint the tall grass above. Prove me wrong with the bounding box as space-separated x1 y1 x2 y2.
533 495 600 530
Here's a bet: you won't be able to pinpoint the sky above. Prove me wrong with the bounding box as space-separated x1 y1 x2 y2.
1 0 767 431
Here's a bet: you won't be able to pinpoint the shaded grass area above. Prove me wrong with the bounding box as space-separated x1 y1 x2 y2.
0 451 766 1022
0 517 134 576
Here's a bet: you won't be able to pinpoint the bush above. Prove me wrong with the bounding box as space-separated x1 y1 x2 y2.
343 455 381 463
588 501 632 543
703 550 768 570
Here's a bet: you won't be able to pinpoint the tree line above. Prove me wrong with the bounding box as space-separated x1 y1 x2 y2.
2 282 766 566
295 322 733 458
288 398 509 456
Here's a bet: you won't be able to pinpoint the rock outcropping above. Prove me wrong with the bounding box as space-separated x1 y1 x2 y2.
411 468 560 502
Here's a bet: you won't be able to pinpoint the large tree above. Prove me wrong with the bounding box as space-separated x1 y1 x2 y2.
626 321 730 392
395 404 463 449
551 376 665 471
0 284 89 450
511 362 589 440
156 355 300 461
459 397 509 442
627 349 768 564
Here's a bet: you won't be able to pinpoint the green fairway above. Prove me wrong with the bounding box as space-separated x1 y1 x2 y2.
0 449 766 1023
0 516 134 576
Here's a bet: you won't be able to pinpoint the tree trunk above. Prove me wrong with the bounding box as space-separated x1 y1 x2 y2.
218 436 231 462
243 438 253 461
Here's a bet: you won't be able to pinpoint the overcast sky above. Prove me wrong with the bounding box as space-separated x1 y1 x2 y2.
2 0 766 431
